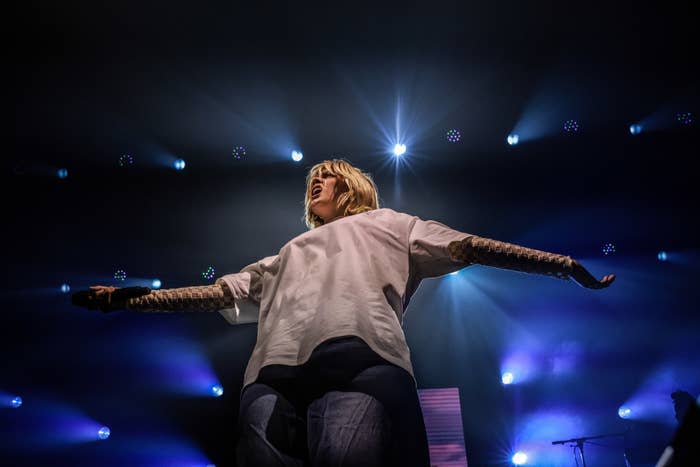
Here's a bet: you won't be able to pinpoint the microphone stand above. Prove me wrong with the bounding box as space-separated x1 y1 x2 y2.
552 431 629 467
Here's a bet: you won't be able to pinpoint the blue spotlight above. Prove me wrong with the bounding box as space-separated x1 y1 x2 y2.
446 129 461 143
118 154 134 167
114 269 127 281
152 279 162 289
507 134 520 146
676 112 693 126
232 146 246 160
502 372 514 385
11 396 23 408
618 406 632 419
98 426 111 440
393 143 406 157
291 150 303 162
174 159 186 171
210 384 224 397
629 124 642 135
60 283 71 293
563 120 579 133
657 251 668 261
57 168 68 179
602 243 616 256
512 451 528 465
202 266 216 281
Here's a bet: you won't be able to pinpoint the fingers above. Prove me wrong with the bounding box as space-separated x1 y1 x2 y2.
593 274 616 289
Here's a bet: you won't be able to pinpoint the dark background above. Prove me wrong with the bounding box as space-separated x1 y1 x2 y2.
6 1 699 465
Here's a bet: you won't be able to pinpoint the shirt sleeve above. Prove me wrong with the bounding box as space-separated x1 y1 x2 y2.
408 216 474 280
215 255 278 324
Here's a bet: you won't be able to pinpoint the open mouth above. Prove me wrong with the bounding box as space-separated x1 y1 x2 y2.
312 186 322 199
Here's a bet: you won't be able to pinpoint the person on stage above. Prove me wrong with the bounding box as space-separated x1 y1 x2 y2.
74 159 615 467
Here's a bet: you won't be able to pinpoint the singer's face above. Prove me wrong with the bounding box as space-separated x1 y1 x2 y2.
309 170 345 223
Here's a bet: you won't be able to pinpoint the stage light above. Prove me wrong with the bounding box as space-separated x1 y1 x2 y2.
446 129 461 143
202 266 215 281
210 384 224 397
118 154 134 167
232 146 246 160
629 124 642 135
61 283 71 293
291 150 303 162
602 243 616 256
57 168 68 179
393 144 406 157
618 406 631 419
98 426 111 440
512 451 528 465
11 396 22 408
152 279 162 289
563 120 579 133
676 112 693 126
502 372 514 385
657 251 667 261
114 269 127 281
450 271 459 276
174 159 186 171
507 134 519 146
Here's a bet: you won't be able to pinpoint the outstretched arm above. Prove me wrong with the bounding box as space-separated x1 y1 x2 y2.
74 256 276 323
448 236 615 289
75 284 235 313
125 284 235 311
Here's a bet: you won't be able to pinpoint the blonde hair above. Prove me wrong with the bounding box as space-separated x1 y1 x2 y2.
303 159 380 229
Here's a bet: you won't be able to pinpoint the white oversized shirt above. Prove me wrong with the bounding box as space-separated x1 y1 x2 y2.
216 208 472 388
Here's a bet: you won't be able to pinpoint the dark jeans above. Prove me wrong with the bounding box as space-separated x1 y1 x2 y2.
237 336 430 467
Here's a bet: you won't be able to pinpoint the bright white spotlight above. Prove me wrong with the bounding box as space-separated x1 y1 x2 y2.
291 150 303 162
11 396 23 408
507 134 519 146
618 406 632 419
502 372 514 385
450 271 459 276
657 251 667 261
393 144 406 157
60 283 71 293
629 124 642 135
210 384 224 397
151 279 162 289
512 451 528 465
98 426 111 440
174 159 186 171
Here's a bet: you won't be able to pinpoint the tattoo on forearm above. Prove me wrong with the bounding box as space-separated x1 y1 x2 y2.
449 236 573 280
126 284 236 312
